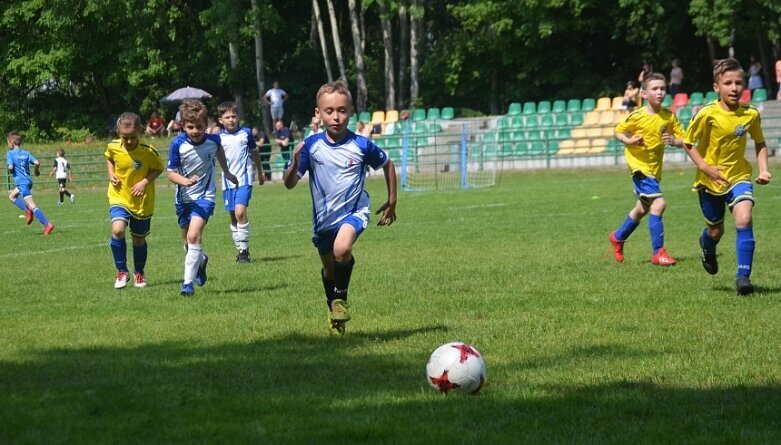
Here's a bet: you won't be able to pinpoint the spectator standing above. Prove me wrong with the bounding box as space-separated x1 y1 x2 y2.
264 81 288 124
748 55 763 93
776 58 781 100
669 59 684 96
638 61 653 84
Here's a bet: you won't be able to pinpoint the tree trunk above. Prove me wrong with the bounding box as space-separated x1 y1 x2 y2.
379 1 395 110
251 0 271 134
228 41 245 121
313 0 334 83
397 3 408 110
706 36 716 66
325 0 346 80
757 29 771 94
348 0 367 112
409 0 421 106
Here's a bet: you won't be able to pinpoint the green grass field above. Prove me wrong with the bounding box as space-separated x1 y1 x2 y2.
2 166 781 444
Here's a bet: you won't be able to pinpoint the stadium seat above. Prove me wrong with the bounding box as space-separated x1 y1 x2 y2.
529 141 546 156
556 128 571 139
441 107 455 119
507 102 522 116
428 122 443 133
705 91 718 102
599 111 615 126
677 106 693 125
373 137 389 149
499 142 514 157
586 127 602 138
661 95 672 107
358 111 371 123
572 128 587 138
610 96 625 110
525 114 541 127
387 136 404 148
552 100 567 113
543 129 556 140
526 129 542 140
522 101 536 115
595 97 612 111
566 99 582 112
349 114 358 125
583 112 600 126
554 113 569 126
413 123 427 134
607 138 623 153
411 109 427 121
602 126 616 137
557 139 576 155
589 138 608 154
537 101 552 114
497 131 512 143
510 116 524 128
752 88 768 102
384 110 399 124
371 110 385 125
426 108 441 120
540 113 554 127
688 92 705 106
672 93 689 108
569 113 584 126
574 138 591 154
496 117 510 129
581 98 596 112
739 89 751 104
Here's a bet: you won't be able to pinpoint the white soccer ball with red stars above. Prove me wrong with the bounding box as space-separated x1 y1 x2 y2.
426 342 486 394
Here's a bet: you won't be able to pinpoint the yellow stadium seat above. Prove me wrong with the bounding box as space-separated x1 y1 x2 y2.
583 112 600 126
599 111 614 125
611 96 625 110
572 128 587 138
602 126 616 137
384 110 399 124
574 138 590 154
557 139 575 155
371 111 385 125
595 97 612 111
589 138 608 153
586 127 602 138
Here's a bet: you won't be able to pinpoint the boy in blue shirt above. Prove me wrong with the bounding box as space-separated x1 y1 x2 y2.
217 101 264 263
6 131 54 235
284 80 397 335
167 100 238 296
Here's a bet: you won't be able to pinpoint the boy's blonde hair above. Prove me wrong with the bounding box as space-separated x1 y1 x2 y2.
316 80 353 106
217 101 239 117
642 72 667 90
713 58 744 82
6 130 21 147
179 99 208 125
117 112 142 131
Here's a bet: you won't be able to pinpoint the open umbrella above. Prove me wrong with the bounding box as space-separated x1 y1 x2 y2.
160 86 212 104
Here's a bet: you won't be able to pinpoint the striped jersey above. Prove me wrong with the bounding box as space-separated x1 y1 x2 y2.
167 133 221 204
219 127 257 189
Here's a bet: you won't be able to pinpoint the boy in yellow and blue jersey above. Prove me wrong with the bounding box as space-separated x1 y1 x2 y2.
609 73 685 266
683 58 771 295
105 113 164 289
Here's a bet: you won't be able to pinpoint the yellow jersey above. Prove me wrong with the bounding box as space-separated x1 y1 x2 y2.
104 141 164 218
615 106 685 180
683 101 764 194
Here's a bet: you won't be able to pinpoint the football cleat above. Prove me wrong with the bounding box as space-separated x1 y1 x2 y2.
134 272 147 288
114 271 129 289
651 248 677 266
195 254 208 286
70 194 75 204
236 249 250 263
736 276 754 296
699 237 718 275
43 223 54 235
25 208 33 225
180 282 195 297
609 230 624 263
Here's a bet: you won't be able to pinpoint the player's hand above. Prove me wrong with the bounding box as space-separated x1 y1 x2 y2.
756 170 772 185
257 171 265 186
186 175 200 187
34 166 40 177
375 201 397 226
661 132 674 146
109 174 121 186
226 173 239 185
701 164 728 187
130 181 147 196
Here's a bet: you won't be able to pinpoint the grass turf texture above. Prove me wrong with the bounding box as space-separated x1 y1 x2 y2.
2 165 781 443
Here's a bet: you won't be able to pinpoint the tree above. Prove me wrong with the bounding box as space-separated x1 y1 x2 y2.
348 0 369 111
378 0 396 110
325 0 347 80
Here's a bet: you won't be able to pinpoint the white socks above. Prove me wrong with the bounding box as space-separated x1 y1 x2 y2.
231 223 250 251
184 243 202 284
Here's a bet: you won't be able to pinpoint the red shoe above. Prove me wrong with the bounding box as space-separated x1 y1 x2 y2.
25 208 33 225
43 223 54 235
609 231 624 263
651 247 677 266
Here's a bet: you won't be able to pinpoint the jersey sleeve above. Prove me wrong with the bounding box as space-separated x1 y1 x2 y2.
246 128 257 151
149 147 164 171
166 140 182 171
615 113 635 135
296 141 311 178
6 151 12 169
28 152 38 165
684 108 707 146
747 112 765 144
104 144 113 160
364 140 389 170
669 114 686 140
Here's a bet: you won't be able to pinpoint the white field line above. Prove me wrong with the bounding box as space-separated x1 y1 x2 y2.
0 242 105 258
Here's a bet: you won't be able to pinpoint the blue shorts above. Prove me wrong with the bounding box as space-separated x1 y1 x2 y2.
223 185 253 211
698 181 754 226
632 173 663 203
15 183 33 198
110 206 152 238
176 198 216 228
312 214 368 255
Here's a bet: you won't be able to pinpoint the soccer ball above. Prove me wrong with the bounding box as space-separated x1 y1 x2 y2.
426 342 486 394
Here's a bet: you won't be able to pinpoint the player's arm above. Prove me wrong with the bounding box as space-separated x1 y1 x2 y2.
754 141 771 185
32 159 40 176
49 163 56 178
682 142 727 186
67 162 73 181
106 159 121 186
130 169 163 197
216 144 238 185
250 148 264 185
283 142 305 189
375 158 397 226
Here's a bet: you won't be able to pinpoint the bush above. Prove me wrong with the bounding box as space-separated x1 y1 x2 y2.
54 127 94 143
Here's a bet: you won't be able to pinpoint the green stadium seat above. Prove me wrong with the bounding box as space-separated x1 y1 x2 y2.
525 114 540 127
374 137 389 149
677 106 693 125
428 122 443 133
426 108 441 120
569 113 584 126
511 131 526 142
581 98 596 112
540 113 554 127
496 117 510 129
499 143 514 157
661 95 672 107
507 102 522 116
556 128 571 139
552 100 567 113
529 141 546 156
537 101 551 114
411 109 426 121
607 138 623 153
358 111 371 123
543 129 556 140
441 107 455 119
566 99 582 112
522 101 536 115
515 141 530 156
387 136 404 148
510 116 524 128
688 92 705 106
413 123 427 134
483 143 497 157
526 129 542 140
497 131 512 142
388 148 401 163
554 113 569 126
349 114 358 124
705 91 718 102
752 88 768 102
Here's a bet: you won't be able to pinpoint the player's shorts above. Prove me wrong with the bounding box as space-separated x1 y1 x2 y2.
312 213 369 255
57 178 67 189
223 185 253 211
270 105 284 121
176 198 216 228
632 173 663 203
14 183 33 198
697 181 754 226
110 205 152 238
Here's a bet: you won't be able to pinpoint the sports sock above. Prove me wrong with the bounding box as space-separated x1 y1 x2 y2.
321 268 335 310
59 191 64 203
648 213 664 254
12 197 27 211
230 224 239 250
615 215 639 241
236 222 250 251
110 237 128 272
64 190 71 197
133 241 148 274
33 208 49 226
736 226 754 278
333 256 355 302
701 228 718 253
184 243 202 284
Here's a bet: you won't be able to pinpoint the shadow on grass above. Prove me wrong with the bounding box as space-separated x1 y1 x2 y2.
1 330 780 443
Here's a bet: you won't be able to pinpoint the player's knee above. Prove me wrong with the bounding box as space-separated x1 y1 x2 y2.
332 244 352 262
708 225 724 240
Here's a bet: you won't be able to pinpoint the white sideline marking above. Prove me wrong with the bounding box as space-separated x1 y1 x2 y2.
0 242 104 258
449 203 507 211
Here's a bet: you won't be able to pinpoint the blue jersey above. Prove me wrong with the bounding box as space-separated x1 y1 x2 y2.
166 133 221 205
219 127 257 190
6 148 37 186
295 131 389 233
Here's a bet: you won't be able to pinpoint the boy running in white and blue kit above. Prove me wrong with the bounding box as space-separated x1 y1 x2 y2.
284 80 398 335
6 131 54 235
167 99 238 297
217 101 264 263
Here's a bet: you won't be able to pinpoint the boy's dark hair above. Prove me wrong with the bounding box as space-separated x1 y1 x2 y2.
117 112 142 130
179 99 208 125
217 101 239 117
56 148 65 156
316 80 353 106
713 58 744 82
641 72 667 90
7 130 21 146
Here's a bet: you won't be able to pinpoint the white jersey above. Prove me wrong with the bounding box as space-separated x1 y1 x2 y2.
219 127 257 190
166 133 221 204
53 156 69 179
264 88 286 106
295 131 389 233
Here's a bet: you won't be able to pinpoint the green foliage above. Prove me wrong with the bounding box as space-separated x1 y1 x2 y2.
54 127 94 143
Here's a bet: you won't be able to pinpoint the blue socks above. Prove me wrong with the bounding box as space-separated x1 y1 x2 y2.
110 237 128 272
133 242 148 274
700 228 718 253
12 197 27 211
33 208 49 226
736 227 754 278
614 215 640 241
648 214 664 254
